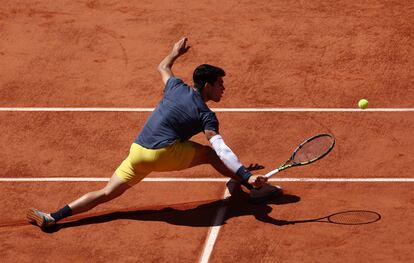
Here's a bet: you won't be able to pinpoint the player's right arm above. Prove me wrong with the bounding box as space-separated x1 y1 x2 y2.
158 37 191 85
205 130 267 188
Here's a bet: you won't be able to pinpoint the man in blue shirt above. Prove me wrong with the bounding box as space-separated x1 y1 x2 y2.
27 38 282 228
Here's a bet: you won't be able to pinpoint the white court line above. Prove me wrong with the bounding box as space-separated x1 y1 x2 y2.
0 107 413 112
199 180 234 263
0 177 414 182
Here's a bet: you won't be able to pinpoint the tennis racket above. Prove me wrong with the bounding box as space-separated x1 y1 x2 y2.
264 133 335 178
288 210 381 225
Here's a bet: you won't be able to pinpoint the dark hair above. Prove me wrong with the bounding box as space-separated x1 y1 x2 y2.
193 64 225 93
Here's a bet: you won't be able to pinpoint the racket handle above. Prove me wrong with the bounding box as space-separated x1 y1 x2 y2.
264 168 279 178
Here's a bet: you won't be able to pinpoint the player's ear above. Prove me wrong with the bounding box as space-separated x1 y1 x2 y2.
200 82 212 102
204 82 211 91
201 82 211 96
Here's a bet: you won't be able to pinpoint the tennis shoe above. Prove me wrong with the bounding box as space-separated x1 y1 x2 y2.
249 183 283 203
27 208 56 228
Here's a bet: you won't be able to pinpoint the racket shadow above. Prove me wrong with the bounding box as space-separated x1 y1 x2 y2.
281 210 382 226
224 182 381 226
41 183 301 233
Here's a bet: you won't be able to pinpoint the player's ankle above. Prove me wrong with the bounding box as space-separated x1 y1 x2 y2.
50 204 73 222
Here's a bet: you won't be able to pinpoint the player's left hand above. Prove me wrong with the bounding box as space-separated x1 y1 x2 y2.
171 37 190 58
246 163 265 172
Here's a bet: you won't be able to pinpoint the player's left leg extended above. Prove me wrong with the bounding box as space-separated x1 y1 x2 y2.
68 172 131 215
27 172 131 228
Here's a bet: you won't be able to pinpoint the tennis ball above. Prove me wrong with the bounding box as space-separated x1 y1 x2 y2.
358 99 369 109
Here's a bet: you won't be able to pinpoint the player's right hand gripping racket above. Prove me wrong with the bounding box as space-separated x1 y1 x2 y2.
264 133 335 178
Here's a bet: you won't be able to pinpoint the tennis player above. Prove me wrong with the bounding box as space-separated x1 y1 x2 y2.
27 37 282 228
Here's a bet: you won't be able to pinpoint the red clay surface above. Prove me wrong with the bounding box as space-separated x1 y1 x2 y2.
1 0 413 262
212 183 414 263
0 112 412 179
1 1 413 108
0 182 224 262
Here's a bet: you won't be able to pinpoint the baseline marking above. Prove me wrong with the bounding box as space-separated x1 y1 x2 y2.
0 107 413 112
1 177 414 182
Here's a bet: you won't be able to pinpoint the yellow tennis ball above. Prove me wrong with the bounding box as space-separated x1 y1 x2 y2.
358 99 369 109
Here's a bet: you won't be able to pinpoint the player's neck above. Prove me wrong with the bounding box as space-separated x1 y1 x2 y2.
193 87 210 102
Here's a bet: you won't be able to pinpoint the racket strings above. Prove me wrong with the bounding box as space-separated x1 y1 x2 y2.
292 135 334 164
328 211 381 225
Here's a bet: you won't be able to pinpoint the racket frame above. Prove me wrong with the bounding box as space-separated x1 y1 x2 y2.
265 133 335 178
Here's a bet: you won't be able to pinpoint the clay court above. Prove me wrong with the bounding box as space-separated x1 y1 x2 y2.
1 1 413 262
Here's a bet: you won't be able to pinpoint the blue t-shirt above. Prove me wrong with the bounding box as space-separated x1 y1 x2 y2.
135 77 219 149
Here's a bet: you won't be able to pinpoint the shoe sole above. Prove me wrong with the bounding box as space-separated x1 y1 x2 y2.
26 208 47 228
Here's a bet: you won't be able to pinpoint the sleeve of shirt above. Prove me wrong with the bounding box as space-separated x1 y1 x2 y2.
201 111 219 132
164 77 184 93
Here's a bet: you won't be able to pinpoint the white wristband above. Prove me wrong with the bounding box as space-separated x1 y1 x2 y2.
209 135 242 173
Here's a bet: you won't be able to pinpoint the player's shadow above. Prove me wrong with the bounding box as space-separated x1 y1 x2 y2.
42 181 301 233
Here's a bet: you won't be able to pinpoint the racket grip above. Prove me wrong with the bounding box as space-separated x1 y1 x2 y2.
264 168 279 178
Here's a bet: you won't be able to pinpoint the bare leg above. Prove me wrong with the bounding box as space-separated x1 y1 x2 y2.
27 172 131 227
68 172 130 215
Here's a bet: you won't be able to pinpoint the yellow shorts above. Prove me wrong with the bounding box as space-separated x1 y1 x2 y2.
115 141 196 186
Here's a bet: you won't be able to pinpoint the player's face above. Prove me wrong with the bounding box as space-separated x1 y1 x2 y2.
207 77 225 102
